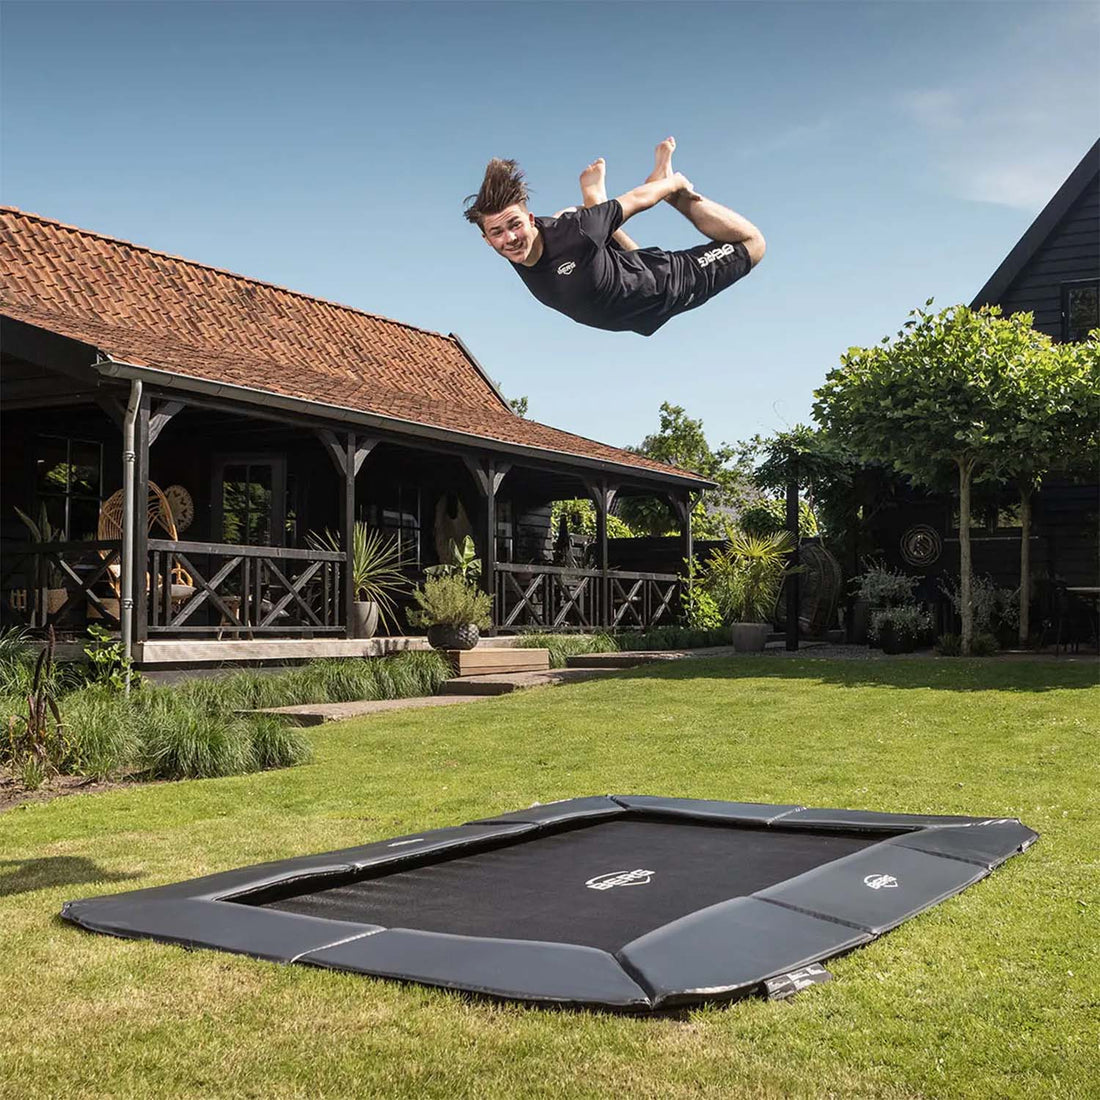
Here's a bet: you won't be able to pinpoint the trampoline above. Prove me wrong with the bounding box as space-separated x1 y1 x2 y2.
61 796 1037 1010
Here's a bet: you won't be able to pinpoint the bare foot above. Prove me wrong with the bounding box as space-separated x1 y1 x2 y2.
646 137 676 184
647 136 701 204
579 157 608 207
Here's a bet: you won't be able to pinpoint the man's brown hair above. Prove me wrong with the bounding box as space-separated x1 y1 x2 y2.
463 158 530 228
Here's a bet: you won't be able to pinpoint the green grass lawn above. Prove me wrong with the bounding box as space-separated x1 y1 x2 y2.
2 657 1097 1099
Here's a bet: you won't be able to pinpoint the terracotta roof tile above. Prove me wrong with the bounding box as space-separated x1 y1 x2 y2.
0 206 708 484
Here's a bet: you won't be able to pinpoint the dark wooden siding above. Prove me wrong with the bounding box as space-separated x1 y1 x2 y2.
996 174 1099 338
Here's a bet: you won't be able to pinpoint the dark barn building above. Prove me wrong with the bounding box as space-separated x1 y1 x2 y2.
865 140 1099 640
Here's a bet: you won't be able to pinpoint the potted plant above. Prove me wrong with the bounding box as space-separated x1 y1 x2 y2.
408 574 492 650
307 522 409 639
869 603 934 654
705 529 798 652
13 504 68 615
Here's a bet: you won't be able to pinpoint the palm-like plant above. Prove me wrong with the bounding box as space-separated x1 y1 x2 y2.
705 529 797 624
306 523 409 631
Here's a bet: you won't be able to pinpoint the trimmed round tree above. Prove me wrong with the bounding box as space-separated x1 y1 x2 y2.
813 303 1054 655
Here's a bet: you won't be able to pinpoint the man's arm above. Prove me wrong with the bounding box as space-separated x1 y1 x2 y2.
615 173 698 222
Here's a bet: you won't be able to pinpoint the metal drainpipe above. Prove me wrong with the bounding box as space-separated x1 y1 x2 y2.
121 379 142 692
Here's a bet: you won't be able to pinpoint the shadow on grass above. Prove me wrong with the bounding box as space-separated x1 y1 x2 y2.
0 856 141 899
606 654 1099 694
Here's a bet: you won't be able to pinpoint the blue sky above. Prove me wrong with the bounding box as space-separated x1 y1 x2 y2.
2 1 1097 454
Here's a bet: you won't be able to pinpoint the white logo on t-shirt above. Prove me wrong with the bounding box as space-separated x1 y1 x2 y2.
696 244 737 269
557 261 577 276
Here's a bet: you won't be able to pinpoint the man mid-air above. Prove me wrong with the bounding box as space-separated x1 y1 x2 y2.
463 138 765 337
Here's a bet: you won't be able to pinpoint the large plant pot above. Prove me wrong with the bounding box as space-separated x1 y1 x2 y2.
877 623 915 654
730 622 771 652
349 600 379 639
427 623 480 651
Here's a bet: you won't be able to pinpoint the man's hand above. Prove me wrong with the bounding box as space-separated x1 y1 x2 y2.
616 173 699 222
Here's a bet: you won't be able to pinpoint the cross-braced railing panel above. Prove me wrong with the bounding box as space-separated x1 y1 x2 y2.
147 540 345 635
1 541 123 630
495 563 680 633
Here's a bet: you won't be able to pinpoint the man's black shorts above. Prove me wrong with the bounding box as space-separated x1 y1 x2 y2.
632 239 752 336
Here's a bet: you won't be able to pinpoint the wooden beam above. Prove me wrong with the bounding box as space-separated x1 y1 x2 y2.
132 393 152 644
353 436 380 476
786 477 800 651
95 395 127 429
148 400 185 446
317 428 347 477
343 433 356 632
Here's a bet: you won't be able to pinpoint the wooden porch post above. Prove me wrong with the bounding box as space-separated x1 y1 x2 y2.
132 392 151 644
672 491 693 619
585 480 617 630
462 456 510 635
785 476 800 652
343 433 355 632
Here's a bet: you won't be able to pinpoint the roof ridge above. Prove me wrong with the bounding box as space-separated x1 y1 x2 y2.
0 204 455 345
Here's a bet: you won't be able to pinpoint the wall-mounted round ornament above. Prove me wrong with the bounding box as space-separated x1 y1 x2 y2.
899 523 941 567
164 484 195 533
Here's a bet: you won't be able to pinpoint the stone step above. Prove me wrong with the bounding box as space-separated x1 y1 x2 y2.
438 667 617 696
445 647 550 677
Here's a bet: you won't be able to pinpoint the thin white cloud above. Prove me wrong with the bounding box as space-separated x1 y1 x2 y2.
896 6 1098 210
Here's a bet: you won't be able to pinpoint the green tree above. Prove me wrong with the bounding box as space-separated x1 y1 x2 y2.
814 302 1054 655
618 402 755 538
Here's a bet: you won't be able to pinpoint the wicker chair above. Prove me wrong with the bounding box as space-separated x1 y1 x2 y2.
94 482 194 616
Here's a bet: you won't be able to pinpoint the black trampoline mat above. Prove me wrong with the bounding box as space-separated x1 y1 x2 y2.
249 819 879 952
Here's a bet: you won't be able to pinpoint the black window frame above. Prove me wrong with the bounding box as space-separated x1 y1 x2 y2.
1061 279 1099 343
32 433 104 541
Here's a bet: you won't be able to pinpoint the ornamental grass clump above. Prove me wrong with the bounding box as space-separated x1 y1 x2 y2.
513 632 617 668
61 684 140 779
247 714 313 770
137 691 254 780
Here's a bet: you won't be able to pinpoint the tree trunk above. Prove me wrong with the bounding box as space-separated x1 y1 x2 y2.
1018 485 1033 647
958 459 975 656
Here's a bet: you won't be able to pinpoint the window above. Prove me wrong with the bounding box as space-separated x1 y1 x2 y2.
213 458 286 546
365 483 421 566
950 501 1022 532
495 498 514 563
1062 280 1099 342
33 435 103 540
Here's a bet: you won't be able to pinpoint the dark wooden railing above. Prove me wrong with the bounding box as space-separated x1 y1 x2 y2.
1 540 123 629
494 562 680 632
146 539 345 636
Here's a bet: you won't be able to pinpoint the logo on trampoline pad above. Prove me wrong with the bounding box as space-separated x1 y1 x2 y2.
557 261 577 276
863 873 899 890
585 869 655 891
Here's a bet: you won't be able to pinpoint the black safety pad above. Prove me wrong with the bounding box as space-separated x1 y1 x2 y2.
301 929 652 1007
619 897 870 1008
466 796 625 828
610 795 804 825
756 843 988 933
61 898 381 962
782 808 983 832
260 819 879 952
889 820 1038 868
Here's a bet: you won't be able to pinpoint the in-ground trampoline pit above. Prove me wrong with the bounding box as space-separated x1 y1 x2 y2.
61 795 1037 1011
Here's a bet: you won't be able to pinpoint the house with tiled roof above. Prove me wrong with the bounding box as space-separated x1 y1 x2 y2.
0 207 710 663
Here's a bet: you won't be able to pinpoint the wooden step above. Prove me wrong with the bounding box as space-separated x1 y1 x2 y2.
445 647 550 676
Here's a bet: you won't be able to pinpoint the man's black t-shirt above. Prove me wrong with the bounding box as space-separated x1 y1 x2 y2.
511 200 750 337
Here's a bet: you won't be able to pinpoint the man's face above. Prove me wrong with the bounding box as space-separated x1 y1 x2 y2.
481 204 539 265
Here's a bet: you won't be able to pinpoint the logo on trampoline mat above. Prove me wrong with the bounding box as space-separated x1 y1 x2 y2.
585 868 655 891
863 873 899 890
557 261 577 276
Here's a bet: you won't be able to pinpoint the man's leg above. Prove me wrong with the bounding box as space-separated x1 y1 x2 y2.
579 157 641 251
652 137 765 266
